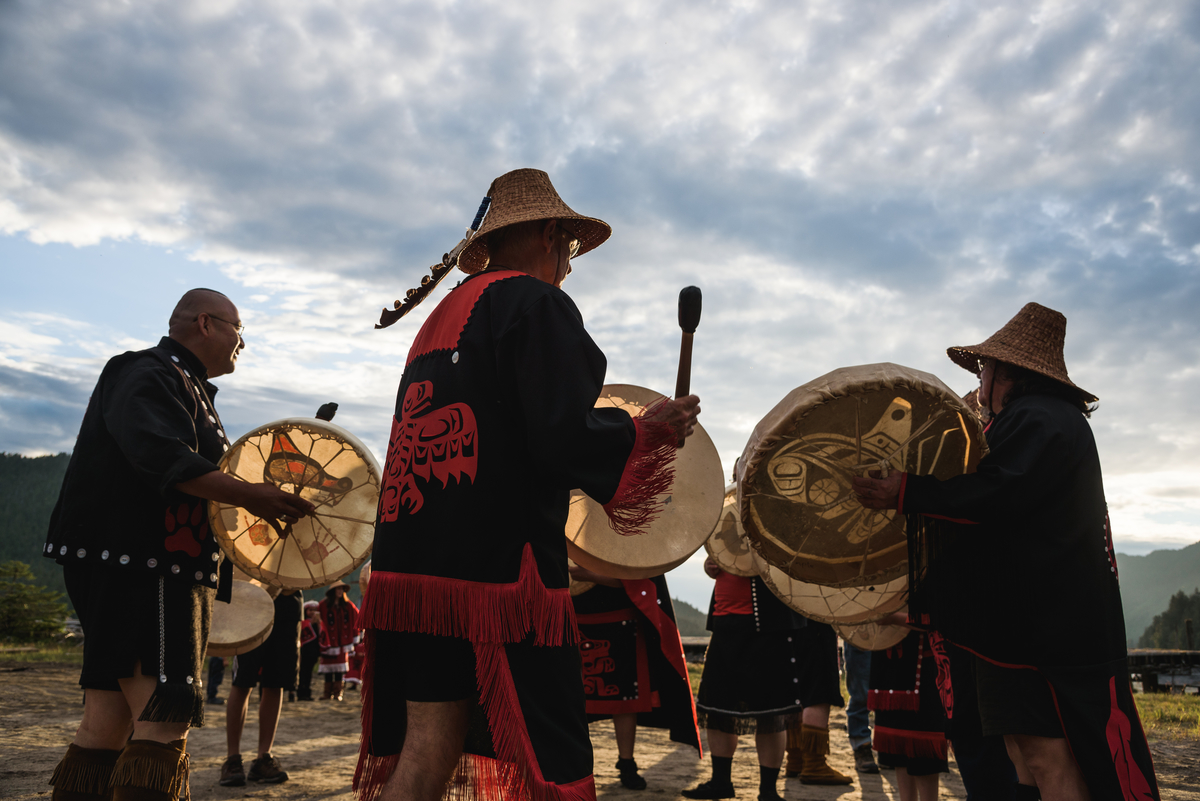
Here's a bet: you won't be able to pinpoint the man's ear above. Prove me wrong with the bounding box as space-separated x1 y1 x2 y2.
540 219 558 254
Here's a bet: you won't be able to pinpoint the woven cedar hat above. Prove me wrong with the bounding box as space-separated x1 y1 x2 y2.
457 168 611 275
947 302 1098 404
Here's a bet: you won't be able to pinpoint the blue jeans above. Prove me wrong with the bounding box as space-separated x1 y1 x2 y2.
843 642 871 749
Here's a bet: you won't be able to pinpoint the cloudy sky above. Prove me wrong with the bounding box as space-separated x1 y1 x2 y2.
2 0 1198 609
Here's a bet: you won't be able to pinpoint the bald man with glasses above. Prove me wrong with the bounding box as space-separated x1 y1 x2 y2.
45 288 314 801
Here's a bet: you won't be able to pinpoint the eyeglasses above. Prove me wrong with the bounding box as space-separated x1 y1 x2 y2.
558 224 581 259
197 313 245 337
977 358 993 373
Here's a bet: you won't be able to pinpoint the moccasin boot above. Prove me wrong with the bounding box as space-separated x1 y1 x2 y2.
797 725 853 786
331 679 344 701
110 739 190 801
783 718 803 777
49 743 122 801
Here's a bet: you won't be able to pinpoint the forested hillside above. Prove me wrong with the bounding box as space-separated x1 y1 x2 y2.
0 453 71 607
1116 541 1200 647
1138 588 1200 649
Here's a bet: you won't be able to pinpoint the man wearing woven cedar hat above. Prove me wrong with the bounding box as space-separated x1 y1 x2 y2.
853 303 1158 801
355 169 701 801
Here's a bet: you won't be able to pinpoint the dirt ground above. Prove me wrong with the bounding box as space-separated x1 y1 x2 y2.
2 665 1197 800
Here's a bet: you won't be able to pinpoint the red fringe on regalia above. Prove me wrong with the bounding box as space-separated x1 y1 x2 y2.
353 544 593 801
873 726 948 760
603 406 678 537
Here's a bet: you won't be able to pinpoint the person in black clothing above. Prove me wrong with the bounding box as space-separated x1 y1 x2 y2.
854 302 1159 801
570 568 701 790
43 289 314 801
684 558 846 801
219 590 304 787
355 169 700 801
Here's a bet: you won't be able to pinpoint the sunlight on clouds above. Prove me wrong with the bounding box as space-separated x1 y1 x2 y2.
1107 471 1200 554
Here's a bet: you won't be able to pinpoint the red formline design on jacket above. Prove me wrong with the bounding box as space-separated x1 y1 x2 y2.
378 379 478 520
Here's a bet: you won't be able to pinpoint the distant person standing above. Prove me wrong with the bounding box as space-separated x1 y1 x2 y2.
843 641 879 773
43 289 312 801
684 558 848 801
219 589 304 787
296 601 321 702
569 568 702 790
318 581 359 701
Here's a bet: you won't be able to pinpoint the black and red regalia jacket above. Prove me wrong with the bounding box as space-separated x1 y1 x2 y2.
355 268 676 801
900 393 1158 800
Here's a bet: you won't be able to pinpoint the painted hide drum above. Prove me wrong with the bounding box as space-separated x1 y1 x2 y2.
208 580 275 657
737 363 985 588
751 546 909 625
566 559 596 597
835 615 910 651
565 384 725 580
210 418 381 591
703 484 758 578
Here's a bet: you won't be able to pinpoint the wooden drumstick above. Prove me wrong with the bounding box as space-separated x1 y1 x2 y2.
675 286 702 447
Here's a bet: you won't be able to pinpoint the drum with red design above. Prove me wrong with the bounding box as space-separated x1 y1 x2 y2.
210 418 381 591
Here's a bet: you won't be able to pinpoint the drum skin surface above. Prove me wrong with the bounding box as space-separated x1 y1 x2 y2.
835 617 910 651
750 536 909 625
737 363 985 588
208 580 275 657
565 385 724 580
210 417 381 591
704 484 758 578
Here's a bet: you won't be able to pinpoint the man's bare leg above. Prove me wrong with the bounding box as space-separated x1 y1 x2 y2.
1007 735 1091 801
614 713 638 760
119 665 191 744
74 689 134 750
257 688 283 757
1004 736 1037 785
225 685 252 757
380 699 471 801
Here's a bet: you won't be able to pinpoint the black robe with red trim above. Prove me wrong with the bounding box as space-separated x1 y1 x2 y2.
573 575 702 755
356 269 676 801
900 394 1159 800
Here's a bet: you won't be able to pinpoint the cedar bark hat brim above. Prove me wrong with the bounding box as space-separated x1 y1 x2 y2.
458 168 611 275
947 302 1097 404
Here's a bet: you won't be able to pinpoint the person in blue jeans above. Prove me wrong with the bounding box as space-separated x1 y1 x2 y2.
844 641 879 773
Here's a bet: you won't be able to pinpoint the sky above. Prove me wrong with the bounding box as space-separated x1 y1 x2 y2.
2 0 1199 610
